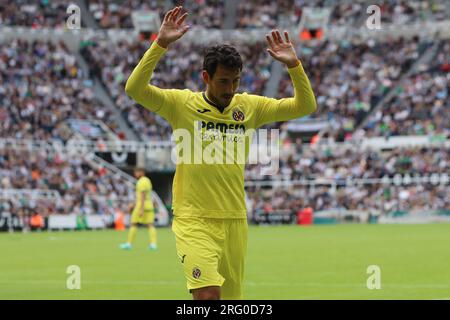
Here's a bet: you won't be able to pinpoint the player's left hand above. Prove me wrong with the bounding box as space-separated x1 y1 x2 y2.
266 30 300 68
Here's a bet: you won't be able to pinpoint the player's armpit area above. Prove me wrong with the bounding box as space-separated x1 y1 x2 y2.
254 63 316 128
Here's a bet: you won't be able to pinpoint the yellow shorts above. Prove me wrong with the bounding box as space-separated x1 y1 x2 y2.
172 216 248 300
131 209 155 225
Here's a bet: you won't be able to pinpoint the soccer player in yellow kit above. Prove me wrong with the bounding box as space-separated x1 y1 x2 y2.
120 168 157 250
125 6 316 299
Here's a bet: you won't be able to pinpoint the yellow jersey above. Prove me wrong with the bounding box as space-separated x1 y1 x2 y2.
133 176 153 213
125 41 316 219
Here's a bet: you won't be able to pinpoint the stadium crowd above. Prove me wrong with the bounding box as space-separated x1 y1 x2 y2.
0 39 121 142
364 39 450 138
378 0 449 24
0 0 71 28
277 36 426 141
237 0 366 29
245 144 449 182
88 0 165 29
2 0 448 30
234 0 450 29
88 0 225 29
247 182 449 217
0 148 133 216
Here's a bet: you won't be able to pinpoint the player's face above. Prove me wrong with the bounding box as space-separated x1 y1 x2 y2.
134 170 143 179
203 65 241 108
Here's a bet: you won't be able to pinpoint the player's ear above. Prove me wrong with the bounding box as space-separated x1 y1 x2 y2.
202 70 210 84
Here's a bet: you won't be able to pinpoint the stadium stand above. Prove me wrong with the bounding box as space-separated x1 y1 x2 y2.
363 39 450 138
0 1 449 227
245 145 449 181
277 36 429 142
247 183 449 219
87 0 226 29
0 147 133 214
87 0 167 29
0 0 73 28
0 39 121 141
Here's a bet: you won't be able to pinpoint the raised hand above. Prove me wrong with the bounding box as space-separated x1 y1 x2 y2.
156 6 189 48
266 30 300 68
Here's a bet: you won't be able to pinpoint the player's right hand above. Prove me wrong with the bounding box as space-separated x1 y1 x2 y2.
156 6 189 48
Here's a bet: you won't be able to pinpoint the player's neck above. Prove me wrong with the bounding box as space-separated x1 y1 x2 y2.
204 90 228 112
204 90 221 107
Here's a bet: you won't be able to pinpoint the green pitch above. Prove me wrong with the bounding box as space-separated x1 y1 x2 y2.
1 224 449 299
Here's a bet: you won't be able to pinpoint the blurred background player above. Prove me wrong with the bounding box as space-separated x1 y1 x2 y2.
120 168 157 250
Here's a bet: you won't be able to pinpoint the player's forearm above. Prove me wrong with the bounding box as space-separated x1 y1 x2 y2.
124 41 168 106
284 63 317 116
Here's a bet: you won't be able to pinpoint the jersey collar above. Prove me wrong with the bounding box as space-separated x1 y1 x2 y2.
202 92 230 114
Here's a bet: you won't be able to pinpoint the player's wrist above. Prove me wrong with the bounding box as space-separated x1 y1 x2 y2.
286 59 301 69
156 37 170 49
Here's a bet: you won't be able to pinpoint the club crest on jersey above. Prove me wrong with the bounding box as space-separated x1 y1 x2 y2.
192 267 201 279
232 108 245 122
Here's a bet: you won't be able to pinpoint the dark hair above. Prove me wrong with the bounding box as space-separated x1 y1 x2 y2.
203 44 243 78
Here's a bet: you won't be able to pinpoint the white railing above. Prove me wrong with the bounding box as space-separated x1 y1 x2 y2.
286 135 450 154
84 153 136 188
0 189 62 200
245 173 450 188
326 20 450 42
0 138 60 151
65 138 173 152
67 118 119 140
82 152 170 225
2 134 448 154
0 190 133 206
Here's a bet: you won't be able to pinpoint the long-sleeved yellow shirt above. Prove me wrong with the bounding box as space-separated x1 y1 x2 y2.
125 41 316 219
